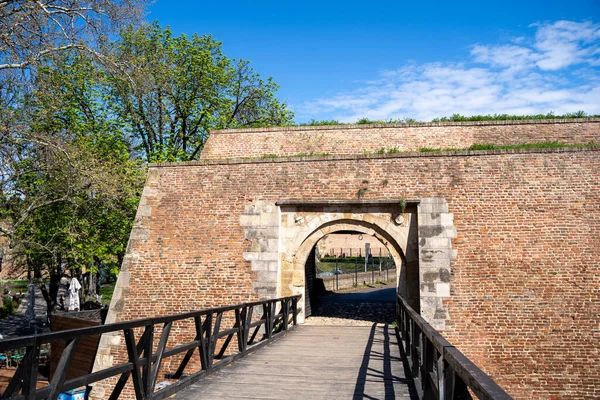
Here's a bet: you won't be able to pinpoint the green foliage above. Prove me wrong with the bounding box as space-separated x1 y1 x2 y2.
356 118 385 125
261 154 278 159
430 111 593 122
466 141 592 150
7 280 28 291
100 284 115 306
375 147 401 154
419 141 598 153
0 296 15 318
293 112 597 126
297 119 341 126
0 50 144 285
292 152 331 157
357 188 368 199
399 198 407 214
111 22 294 162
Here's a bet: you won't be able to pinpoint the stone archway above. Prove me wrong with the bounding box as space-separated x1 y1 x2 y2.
277 202 419 324
289 219 412 322
240 199 455 330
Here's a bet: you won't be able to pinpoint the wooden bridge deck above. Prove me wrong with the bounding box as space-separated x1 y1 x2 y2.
174 323 416 399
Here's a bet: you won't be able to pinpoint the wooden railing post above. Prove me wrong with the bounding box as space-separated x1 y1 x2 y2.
236 307 245 352
123 329 145 400
421 330 433 395
292 297 298 325
244 306 254 350
282 299 289 331
438 353 446 400
411 324 420 384
142 323 154 397
204 312 213 368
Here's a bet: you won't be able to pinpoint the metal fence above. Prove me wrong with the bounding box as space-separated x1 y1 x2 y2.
322 247 391 259
316 252 396 290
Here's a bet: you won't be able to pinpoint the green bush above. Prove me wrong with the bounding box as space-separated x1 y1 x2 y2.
0 296 15 318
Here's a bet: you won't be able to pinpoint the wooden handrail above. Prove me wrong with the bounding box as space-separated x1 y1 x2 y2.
0 295 302 400
396 294 512 400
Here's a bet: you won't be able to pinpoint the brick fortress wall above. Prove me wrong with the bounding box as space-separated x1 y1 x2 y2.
201 118 600 159
96 120 600 399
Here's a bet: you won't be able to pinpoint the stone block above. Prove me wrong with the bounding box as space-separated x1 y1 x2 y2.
436 283 451 297
137 205 152 217
418 212 441 226
256 252 278 261
261 227 279 239
444 226 458 238
426 237 450 248
240 214 260 227
440 213 454 226
258 270 277 283
267 239 279 251
259 212 279 227
420 247 453 261
419 225 446 238
252 281 277 291
141 187 158 198
250 260 278 272
242 252 259 261
420 268 441 283
129 227 149 240
429 319 445 331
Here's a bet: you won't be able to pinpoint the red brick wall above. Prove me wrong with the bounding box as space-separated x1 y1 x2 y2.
201 118 600 160
105 146 599 399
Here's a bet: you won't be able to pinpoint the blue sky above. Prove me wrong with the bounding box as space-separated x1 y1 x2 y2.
149 1 600 123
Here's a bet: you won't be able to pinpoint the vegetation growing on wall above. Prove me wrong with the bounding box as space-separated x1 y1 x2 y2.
419 141 598 153
296 111 598 126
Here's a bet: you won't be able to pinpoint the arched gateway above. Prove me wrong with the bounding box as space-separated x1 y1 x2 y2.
239 199 455 326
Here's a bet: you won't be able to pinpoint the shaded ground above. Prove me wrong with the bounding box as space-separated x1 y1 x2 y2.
0 285 49 338
306 284 397 326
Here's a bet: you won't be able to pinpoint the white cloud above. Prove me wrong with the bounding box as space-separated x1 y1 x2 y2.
297 20 600 122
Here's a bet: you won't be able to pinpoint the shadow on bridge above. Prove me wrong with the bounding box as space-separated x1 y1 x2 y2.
353 323 418 400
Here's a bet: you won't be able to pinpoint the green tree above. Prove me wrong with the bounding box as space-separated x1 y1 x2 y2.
109 22 294 162
0 53 144 314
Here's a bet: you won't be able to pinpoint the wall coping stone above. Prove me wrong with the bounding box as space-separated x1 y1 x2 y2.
149 146 600 169
276 200 421 206
209 117 600 134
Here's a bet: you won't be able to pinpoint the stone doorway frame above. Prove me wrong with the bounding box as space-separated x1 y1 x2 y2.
241 198 455 330
277 200 419 324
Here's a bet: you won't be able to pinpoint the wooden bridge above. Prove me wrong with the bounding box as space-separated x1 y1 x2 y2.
0 292 512 399
174 324 411 399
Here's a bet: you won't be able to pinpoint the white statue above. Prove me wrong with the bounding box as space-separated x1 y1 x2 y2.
68 277 81 311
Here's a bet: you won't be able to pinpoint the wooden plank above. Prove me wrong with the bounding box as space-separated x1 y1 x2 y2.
50 315 101 382
171 324 413 400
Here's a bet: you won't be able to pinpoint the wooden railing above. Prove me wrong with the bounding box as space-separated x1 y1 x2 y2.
396 294 512 400
0 295 301 400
